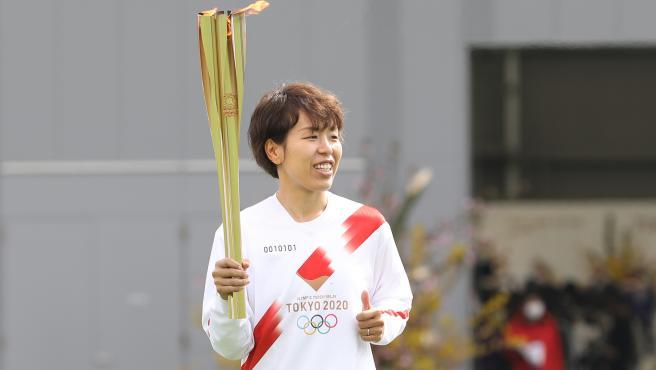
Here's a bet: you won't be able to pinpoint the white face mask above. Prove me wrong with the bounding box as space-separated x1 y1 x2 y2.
523 299 546 321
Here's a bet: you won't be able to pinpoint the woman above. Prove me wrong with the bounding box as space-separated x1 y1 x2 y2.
202 82 412 370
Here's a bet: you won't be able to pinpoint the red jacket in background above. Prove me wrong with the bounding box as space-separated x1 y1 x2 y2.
505 313 565 370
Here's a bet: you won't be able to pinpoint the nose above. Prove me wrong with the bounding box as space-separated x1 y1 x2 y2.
317 134 333 154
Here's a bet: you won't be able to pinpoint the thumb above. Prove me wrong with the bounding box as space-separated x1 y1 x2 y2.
361 290 371 311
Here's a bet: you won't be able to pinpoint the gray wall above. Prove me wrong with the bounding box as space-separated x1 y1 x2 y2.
0 1 370 368
0 0 465 369
465 0 656 45
4 0 656 370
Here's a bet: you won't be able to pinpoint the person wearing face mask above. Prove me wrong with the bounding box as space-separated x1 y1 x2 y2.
505 291 565 370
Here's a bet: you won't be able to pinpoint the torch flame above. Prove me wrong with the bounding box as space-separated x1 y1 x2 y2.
198 8 218 16
234 1 269 15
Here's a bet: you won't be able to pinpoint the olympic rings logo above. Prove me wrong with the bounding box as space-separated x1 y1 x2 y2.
296 314 338 335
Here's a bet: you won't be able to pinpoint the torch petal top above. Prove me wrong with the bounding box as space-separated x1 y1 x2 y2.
199 2 268 18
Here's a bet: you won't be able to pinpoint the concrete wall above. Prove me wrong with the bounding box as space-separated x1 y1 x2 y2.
0 1 370 369
465 0 656 45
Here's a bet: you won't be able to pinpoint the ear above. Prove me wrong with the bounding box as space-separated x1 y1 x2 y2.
264 138 284 166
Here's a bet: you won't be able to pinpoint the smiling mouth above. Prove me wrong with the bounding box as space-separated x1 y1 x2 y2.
313 162 333 173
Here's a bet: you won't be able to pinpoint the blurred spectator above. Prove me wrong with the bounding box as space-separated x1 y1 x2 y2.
603 285 637 370
471 244 655 370
570 309 605 370
505 290 565 370
623 268 654 354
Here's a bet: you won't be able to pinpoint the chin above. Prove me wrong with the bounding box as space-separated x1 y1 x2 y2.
313 180 334 192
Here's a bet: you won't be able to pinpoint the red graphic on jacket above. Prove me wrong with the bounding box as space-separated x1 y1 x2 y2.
296 247 334 291
296 205 385 291
381 309 410 320
342 205 385 253
242 301 283 370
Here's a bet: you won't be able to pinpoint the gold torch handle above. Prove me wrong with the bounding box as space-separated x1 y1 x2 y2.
198 9 251 320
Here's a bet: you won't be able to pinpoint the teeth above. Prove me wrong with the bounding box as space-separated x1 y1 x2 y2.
314 163 332 171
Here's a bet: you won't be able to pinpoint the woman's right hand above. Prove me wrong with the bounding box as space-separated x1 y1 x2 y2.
212 258 250 300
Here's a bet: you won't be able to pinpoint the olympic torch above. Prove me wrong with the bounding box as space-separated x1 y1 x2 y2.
198 1 269 319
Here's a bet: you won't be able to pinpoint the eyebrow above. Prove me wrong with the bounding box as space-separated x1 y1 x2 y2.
298 123 339 133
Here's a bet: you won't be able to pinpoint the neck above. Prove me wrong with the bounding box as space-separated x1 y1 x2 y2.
276 186 328 222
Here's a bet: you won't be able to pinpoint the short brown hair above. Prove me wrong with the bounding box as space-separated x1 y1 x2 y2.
248 82 344 178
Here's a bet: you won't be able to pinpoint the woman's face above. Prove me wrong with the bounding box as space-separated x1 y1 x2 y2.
270 110 342 194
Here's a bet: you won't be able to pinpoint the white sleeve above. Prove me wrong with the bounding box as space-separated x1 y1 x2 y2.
201 226 255 360
370 222 413 345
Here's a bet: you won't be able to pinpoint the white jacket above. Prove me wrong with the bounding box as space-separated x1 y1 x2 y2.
202 192 413 370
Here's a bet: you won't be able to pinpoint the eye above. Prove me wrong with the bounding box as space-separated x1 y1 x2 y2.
304 135 318 140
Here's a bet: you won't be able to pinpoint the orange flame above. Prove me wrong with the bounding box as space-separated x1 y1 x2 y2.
199 1 268 37
198 8 218 16
234 0 269 15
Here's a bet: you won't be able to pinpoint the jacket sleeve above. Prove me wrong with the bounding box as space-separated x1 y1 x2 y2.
370 222 413 345
201 226 255 360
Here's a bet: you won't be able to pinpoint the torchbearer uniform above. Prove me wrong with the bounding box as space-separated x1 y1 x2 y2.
202 192 413 370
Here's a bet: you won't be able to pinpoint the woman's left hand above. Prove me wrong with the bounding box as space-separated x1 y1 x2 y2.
356 291 384 342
